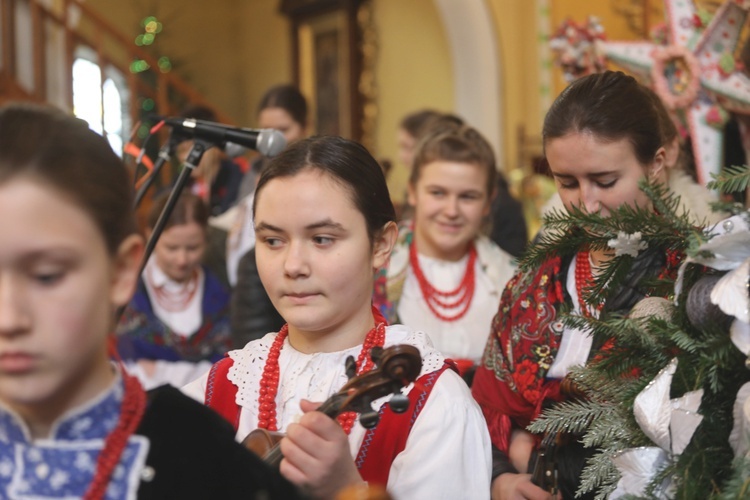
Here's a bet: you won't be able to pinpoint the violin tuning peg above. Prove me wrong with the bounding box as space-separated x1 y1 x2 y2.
369 346 383 365
359 411 380 429
389 393 409 413
344 355 357 379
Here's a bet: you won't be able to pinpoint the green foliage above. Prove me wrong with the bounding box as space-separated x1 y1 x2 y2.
716 458 750 499
707 164 750 194
524 175 750 498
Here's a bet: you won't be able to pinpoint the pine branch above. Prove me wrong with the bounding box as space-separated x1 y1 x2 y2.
565 364 643 403
581 408 637 448
578 448 622 498
527 399 618 435
519 184 693 271
710 200 747 217
707 164 750 193
715 457 750 500
561 315 667 352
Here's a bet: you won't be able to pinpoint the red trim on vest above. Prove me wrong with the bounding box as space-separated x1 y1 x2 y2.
354 361 457 486
205 356 241 430
205 354 457 488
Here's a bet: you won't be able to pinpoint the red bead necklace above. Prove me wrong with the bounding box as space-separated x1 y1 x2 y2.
408 241 477 322
257 311 387 434
575 249 603 317
83 370 147 500
146 265 200 313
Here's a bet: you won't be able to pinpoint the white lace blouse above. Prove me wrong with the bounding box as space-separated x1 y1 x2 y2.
183 324 491 499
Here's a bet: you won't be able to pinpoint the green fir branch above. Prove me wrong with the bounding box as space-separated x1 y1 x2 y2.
578 448 622 499
561 315 667 352
707 164 750 193
581 409 637 448
716 457 750 500
565 364 644 404
710 200 747 217
527 399 618 435
523 178 694 271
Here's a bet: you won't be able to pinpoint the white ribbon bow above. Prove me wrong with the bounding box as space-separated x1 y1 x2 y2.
674 214 750 298
611 359 704 498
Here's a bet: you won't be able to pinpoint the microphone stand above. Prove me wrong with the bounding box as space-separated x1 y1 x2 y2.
115 138 215 323
133 133 181 209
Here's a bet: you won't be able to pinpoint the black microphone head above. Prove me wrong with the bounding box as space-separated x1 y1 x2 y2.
257 129 287 157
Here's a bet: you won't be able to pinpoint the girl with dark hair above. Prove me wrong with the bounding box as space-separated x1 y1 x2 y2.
184 135 492 499
117 192 231 390
0 103 299 499
374 124 516 381
472 71 691 499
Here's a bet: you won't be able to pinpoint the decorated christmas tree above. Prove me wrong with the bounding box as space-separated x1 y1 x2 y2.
524 165 750 498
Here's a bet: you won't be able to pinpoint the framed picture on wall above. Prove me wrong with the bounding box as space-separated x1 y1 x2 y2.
297 10 350 137
281 0 365 141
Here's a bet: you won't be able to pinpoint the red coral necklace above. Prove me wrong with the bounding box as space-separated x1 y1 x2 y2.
409 241 477 322
575 249 603 317
83 370 146 500
146 264 200 312
257 308 387 434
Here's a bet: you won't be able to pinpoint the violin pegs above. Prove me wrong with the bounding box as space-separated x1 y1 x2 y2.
345 355 357 379
359 411 380 429
369 346 384 365
389 393 409 413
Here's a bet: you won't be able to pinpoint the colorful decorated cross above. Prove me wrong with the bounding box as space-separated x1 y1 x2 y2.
551 0 750 186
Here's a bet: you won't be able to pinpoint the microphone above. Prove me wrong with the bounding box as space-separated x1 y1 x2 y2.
163 117 287 157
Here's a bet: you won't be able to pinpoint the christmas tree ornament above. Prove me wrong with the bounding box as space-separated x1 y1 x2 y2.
607 231 648 258
712 256 750 324
686 274 734 330
612 359 704 498
628 296 675 322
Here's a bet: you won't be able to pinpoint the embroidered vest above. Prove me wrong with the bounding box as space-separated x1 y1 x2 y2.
204 356 455 486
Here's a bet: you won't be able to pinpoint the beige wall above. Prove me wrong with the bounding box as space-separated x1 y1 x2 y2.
235 1 291 126
84 0 290 125
487 0 541 172
374 0 453 199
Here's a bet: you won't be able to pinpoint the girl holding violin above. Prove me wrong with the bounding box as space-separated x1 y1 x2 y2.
183 135 492 499
0 103 299 498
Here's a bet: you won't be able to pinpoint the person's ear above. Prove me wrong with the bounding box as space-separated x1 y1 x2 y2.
648 147 667 183
110 234 145 309
663 137 681 170
372 221 398 270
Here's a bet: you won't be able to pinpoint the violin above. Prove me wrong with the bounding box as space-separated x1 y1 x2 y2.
242 344 422 468
530 432 558 495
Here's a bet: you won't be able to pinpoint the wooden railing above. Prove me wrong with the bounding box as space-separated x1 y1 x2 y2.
0 0 231 123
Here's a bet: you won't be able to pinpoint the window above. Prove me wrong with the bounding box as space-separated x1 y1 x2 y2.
72 49 130 156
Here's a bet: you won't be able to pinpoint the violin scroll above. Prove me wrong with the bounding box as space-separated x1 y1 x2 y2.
333 344 422 428
244 344 423 464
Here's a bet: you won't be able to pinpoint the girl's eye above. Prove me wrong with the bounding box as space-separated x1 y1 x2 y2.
460 193 481 201
313 236 333 245
558 182 577 190
263 237 283 248
33 272 64 286
597 180 617 189
428 190 445 197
